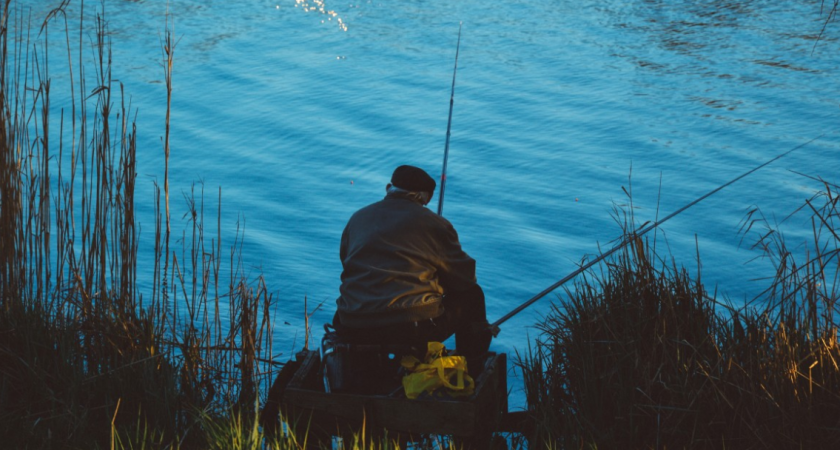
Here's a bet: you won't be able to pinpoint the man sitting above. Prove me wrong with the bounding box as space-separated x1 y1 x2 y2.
332 165 492 376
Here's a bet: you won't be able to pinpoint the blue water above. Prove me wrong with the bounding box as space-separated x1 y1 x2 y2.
32 0 840 408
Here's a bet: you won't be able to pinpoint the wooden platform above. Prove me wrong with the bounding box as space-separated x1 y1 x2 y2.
263 349 509 445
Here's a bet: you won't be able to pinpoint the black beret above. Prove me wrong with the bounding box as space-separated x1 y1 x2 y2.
391 165 436 194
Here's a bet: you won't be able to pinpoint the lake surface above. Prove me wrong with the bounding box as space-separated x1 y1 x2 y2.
31 0 840 408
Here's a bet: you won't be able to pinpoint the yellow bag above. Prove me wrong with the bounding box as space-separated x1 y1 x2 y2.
400 342 475 399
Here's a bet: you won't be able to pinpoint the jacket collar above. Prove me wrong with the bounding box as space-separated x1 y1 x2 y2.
385 190 428 206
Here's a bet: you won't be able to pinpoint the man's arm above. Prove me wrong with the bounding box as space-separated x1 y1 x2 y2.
434 220 478 292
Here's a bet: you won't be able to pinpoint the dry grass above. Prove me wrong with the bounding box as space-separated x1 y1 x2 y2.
0 2 279 448
519 183 840 449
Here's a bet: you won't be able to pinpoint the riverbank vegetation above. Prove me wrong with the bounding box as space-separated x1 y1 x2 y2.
518 185 840 448
0 2 280 448
2 1 840 449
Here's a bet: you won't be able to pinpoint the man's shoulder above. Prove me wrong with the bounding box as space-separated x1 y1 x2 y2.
350 198 395 218
351 197 450 225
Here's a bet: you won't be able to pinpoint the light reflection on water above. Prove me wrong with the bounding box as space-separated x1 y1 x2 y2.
31 0 840 408
294 0 347 31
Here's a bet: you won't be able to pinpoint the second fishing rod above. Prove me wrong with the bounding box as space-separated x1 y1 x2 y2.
489 132 827 335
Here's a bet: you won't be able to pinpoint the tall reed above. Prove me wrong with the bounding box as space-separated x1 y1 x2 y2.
519 182 840 448
0 2 279 448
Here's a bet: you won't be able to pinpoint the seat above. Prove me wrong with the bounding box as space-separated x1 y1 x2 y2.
321 324 421 395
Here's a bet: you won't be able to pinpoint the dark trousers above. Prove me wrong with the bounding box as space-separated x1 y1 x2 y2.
333 285 491 359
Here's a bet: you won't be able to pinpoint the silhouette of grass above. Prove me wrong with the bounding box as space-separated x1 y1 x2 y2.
519 182 840 449
0 3 278 448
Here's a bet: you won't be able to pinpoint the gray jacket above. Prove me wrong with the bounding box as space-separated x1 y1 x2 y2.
336 192 477 328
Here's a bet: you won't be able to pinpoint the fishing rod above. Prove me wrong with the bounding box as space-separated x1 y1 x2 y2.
437 22 462 216
489 133 827 336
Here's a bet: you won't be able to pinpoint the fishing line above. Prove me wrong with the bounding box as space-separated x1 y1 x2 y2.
490 132 830 335
437 22 462 216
